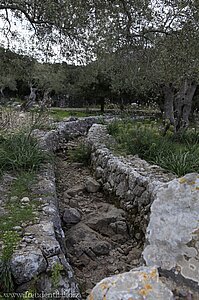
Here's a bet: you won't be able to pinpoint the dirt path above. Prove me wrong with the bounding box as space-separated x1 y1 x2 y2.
55 139 143 299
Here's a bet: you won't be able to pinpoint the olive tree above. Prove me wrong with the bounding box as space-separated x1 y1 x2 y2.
1 0 198 129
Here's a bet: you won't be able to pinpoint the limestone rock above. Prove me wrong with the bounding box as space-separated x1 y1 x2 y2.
85 177 101 193
143 173 199 286
63 208 82 225
65 185 85 197
87 266 174 300
11 246 47 284
25 222 61 257
21 197 30 203
66 223 110 258
85 203 129 238
92 241 110 256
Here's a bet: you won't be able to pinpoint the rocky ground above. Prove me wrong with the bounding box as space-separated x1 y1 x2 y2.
55 138 199 300
55 140 143 299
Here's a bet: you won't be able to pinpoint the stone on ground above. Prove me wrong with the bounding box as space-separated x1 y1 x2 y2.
64 184 85 197
85 203 129 239
87 266 174 300
63 207 82 225
85 176 101 193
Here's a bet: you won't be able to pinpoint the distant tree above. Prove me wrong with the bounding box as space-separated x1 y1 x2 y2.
0 48 18 100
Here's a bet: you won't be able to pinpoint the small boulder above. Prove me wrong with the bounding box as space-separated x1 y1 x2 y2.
85 177 100 193
63 208 81 225
21 197 30 203
87 266 174 300
11 247 47 284
65 185 85 197
92 241 110 256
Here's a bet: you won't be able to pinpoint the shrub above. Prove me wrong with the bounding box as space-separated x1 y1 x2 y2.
108 119 199 176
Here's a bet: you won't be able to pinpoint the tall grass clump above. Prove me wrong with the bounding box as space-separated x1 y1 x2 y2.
0 132 48 173
108 119 199 176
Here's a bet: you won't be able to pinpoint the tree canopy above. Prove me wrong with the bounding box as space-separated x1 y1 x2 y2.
0 1 199 130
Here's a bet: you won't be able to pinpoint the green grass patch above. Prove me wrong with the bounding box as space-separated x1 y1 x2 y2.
49 108 102 121
0 171 41 293
0 171 39 234
0 131 49 173
10 172 36 198
108 119 199 176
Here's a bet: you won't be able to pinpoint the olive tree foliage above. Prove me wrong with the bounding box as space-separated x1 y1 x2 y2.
0 0 99 61
0 0 199 131
0 48 17 99
21 62 67 109
92 0 199 132
0 47 31 101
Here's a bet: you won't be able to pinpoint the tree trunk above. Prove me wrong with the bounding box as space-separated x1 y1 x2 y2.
161 84 175 135
100 97 105 113
40 90 50 110
22 85 37 111
174 79 197 132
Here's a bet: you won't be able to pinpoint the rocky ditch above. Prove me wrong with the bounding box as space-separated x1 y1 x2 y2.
55 141 144 298
0 117 198 300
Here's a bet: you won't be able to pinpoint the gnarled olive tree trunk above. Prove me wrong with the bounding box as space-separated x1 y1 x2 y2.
162 80 197 134
22 85 37 110
40 90 51 110
174 79 197 132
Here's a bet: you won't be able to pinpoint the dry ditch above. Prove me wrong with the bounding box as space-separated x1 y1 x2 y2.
55 139 143 299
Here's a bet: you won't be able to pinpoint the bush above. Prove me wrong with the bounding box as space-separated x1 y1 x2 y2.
0 132 48 172
155 147 199 176
108 119 199 176
68 142 91 166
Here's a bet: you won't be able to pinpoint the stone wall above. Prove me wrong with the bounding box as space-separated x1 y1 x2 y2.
87 124 174 240
87 124 199 297
1 117 198 299
0 117 99 299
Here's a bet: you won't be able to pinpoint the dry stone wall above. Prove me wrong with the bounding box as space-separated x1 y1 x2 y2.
87 124 174 240
87 124 199 298
0 117 99 299
1 117 198 299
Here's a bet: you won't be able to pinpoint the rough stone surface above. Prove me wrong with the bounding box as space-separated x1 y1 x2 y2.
24 221 61 258
85 203 128 238
0 119 101 298
87 266 174 300
63 207 82 225
65 185 85 197
11 247 47 284
87 124 174 240
56 156 143 298
143 173 199 287
85 176 101 193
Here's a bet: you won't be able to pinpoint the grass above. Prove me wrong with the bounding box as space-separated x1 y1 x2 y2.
0 171 41 293
10 171 36 198
108 119 199 176
0 131 49 173
0 106 53 133
0 171 39 234
49 108 102 121
0 108 51 294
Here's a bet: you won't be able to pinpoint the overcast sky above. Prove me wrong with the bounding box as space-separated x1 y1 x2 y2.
0 10 74 63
